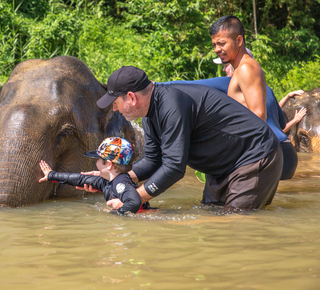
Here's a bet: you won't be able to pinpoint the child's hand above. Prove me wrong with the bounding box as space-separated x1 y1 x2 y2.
106 198 124 210
39 160 53 183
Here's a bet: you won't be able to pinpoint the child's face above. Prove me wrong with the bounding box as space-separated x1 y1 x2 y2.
96 159 111 180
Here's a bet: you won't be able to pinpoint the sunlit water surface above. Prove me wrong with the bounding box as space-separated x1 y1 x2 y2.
1 153 320 290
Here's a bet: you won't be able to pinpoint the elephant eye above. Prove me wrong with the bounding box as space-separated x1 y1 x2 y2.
300 134 310 146
54 123 78 144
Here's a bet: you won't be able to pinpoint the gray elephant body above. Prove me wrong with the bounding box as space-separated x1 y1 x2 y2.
282 87 320 153
0 56 143 207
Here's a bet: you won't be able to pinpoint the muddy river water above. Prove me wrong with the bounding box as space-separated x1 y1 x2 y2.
1 153 320 289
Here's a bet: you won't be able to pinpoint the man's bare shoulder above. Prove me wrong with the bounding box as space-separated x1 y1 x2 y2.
227 53 267 120
237 56 263 76
234 56 266 86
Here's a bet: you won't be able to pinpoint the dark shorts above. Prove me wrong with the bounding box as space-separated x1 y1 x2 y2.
280 139 298 180
202 145 283 210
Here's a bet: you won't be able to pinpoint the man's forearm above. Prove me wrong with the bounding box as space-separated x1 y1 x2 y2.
128 169 154 203
137 185 154 204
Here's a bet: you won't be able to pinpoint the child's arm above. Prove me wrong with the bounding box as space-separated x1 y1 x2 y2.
117 186 142 214
48 171 106 191
38 160 107 192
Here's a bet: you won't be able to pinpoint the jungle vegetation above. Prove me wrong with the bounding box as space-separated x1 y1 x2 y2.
0 0 320 99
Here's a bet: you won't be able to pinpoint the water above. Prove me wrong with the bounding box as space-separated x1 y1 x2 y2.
1 153 320 289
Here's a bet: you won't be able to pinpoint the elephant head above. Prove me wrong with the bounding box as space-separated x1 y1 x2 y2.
282 87 320 153
0 56 143 207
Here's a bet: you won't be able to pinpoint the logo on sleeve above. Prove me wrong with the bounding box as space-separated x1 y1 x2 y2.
148 183 159 194
116 183 126 194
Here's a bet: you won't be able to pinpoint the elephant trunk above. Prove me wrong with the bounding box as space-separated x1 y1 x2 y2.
0 132 52 207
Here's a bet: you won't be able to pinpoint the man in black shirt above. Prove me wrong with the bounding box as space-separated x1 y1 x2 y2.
95 66 283 211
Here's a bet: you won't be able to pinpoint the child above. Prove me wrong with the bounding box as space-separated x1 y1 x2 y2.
39 137 142 214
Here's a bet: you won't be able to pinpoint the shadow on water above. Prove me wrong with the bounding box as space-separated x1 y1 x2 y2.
1 153 320 289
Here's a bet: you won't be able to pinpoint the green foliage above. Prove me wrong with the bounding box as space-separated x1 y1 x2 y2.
78 20 149 82
266 26 320 62
0 0 319 91
0 1 30 75
26 10 82 59
0 75 8 88
116 0 219 80
250 34 275 65
7 0 50 19
74 0 220 83
280 57 320 96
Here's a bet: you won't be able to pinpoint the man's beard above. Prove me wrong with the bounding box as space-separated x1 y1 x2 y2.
122 103 141 121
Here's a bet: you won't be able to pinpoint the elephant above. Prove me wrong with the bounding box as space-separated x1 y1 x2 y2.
0 56 144 207
282 87 320 153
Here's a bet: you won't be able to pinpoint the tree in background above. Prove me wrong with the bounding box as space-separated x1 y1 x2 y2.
0 0 319 97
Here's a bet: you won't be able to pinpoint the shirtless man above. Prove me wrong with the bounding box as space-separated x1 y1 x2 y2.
210 15 267 121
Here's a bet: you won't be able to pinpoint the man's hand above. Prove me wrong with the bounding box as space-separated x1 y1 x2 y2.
75 171 100 192
39 160 52 183
76 184 99 192
106 198 124 209
80 171 100 176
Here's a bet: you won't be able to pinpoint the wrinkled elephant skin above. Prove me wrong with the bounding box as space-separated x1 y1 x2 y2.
282 87 320 153
0 56 143 207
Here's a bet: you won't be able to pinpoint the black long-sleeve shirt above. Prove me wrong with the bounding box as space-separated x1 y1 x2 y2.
48 171 141 213
133 83 280 197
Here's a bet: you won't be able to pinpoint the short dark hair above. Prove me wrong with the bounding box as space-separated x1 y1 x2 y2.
113 163 132 175
209 15 245 43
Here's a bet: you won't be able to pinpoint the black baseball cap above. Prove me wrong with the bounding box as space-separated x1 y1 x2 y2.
96 66 151 109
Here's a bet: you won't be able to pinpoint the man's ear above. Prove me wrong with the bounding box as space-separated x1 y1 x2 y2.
236 35 243 47
127 91 138 106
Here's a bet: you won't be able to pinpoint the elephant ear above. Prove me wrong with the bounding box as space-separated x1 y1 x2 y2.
297 129 312 153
